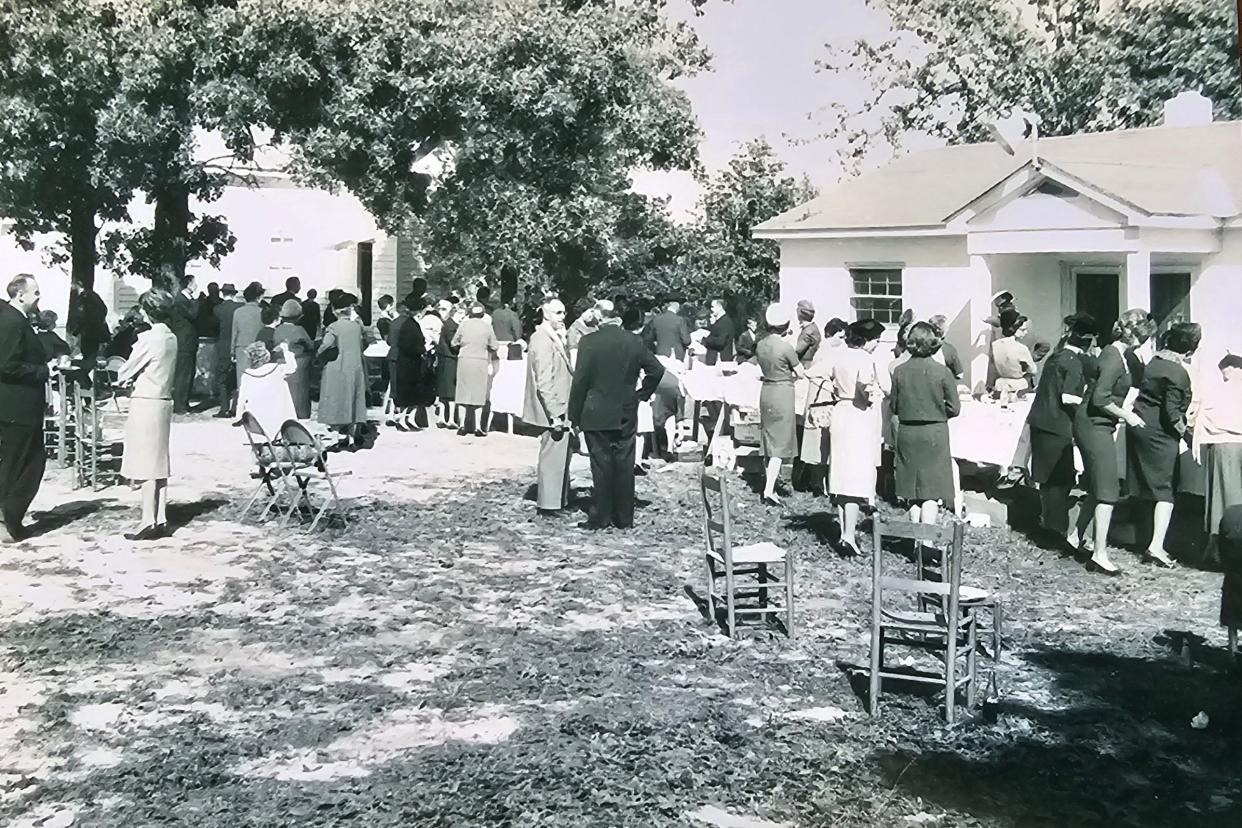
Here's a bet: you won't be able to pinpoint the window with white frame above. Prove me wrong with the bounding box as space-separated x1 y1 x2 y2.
849 267 903 324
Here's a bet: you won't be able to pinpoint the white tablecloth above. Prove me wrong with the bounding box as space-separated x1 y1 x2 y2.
490 357 527 417
948 398 1033 468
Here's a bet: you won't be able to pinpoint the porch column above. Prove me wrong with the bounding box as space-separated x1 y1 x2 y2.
966 255 992 393
1124 249 1151 312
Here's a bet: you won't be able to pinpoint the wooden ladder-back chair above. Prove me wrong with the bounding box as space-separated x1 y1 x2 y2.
700 469 794 638
236 412 294 524
912 535 1003 694
277 420 352 532
72 379 122 491
870 516 978 724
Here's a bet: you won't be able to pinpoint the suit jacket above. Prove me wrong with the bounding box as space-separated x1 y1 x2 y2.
492 307 524 342
645 310 691 360
569 323 665 431
117 322 178 399
300 299 322 339
213 299 242 358
796 321 822 367
702 314 737 364
523 324 573 428
230 303 264 362
67 289 110 349
0 301 49 424
170 291 199 346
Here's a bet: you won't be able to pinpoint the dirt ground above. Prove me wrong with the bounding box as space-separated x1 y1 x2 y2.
1 417 1240 827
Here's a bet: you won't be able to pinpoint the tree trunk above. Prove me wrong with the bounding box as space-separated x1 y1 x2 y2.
152 185 190 290
66 202 98 337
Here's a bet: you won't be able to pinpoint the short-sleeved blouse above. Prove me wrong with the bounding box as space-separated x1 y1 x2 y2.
992 336 1034 380
757 334 799 385
831 346 879 404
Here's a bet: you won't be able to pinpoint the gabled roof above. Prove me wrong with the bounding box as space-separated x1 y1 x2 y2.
756 121 1242 234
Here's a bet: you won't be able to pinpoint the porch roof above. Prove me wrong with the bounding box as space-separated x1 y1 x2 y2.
756 121 1242 235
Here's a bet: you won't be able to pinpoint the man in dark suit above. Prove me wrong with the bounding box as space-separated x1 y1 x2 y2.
300 288 322 339
212 284 242 417
644 298 691 360
269 275 301 312
169 274 200 414
0 274 50 542
569 300 665 530
700 298 737 365
66 279 110 372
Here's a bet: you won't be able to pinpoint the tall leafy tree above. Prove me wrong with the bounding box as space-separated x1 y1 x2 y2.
819 0 1242 172
0 0 128 291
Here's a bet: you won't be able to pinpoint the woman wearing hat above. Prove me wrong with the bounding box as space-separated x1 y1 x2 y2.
317 291 369 448
451 301 500 436
391 292 430 431
115 289 179 541
1128 322 1201 568
237 340 298 437
273 299 314 418
828 318 887 555
757 303 805 505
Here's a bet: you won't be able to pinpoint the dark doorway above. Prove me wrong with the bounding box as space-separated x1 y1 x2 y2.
1076 271 1119 341
356 241 373 325
1150 271 1191 334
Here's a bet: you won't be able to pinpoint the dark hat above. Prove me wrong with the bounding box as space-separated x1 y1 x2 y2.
1219 353 1242 371
999 308 1026 332
220 283 237 295
402 292 424 311
330 292 354 310
1064 312 1097 339
847 319 885 342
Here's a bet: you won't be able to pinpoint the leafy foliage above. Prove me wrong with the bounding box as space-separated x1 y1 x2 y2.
819 0 1242 172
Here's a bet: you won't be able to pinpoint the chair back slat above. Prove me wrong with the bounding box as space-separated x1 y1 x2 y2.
873 517 956 545
279 419 318 447
240 411 268 441
880 576 953 596
700 469 733 566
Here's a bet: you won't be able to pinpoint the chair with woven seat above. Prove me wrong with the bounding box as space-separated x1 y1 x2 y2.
912 536 1003 691
869 516 978 724
277 420 352 532
72 379 123 491
700 469 794 638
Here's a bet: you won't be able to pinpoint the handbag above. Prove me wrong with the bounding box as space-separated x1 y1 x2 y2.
316 344 340 366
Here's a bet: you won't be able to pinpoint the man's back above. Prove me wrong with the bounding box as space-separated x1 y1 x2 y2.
648 310 689 359
231 304 264 353
569 324 664 431
214 300 241 352
0 301 48 425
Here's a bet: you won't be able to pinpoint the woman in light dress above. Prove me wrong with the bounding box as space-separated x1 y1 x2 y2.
452 301 500 436
116 289 180 541
828 318 887 555
800 317 848 496
237 341 299 438
990 309 1036 396
1195 353 1242 561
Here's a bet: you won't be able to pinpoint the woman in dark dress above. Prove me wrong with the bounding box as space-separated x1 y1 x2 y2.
1128 322 1200 567
756 303 804 505
391 293 428 431
435 302 462 428
1026 315 1094 546
890 322 961 525
1071 310 1150 574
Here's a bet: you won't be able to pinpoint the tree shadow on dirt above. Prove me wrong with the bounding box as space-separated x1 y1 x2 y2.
165 498 230 531
25 500 120 537
871 644 1242 826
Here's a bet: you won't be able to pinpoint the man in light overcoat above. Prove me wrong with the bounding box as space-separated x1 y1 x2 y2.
523 298 574 516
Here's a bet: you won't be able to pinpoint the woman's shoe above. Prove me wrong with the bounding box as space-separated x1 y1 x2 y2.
123 524 160 541
394 421 410 432
838 539 861 558
456 427 469 436
1145 549 1176 568
761 493 782 507
1087 557 1123 576
473 429 488 438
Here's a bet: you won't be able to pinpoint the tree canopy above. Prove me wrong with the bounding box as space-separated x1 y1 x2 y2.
819 0 1242 172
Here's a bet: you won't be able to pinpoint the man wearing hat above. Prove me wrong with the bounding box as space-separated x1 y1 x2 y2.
273 298 314 418
645 297 691 361
794 299 822 367
212 283 242 417
569 300 665 530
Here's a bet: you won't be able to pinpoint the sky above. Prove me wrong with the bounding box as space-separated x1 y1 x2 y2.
630 0 898 218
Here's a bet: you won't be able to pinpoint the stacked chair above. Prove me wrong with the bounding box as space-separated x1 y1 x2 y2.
72 370 125 491
237 414 351 532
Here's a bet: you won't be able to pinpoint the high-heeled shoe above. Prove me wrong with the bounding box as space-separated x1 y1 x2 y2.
1145 549 1175 569
124 524 160 541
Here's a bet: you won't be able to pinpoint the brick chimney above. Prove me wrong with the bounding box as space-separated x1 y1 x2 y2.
1162 91 1214 127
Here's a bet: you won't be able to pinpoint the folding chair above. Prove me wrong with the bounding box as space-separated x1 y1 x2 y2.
277 420 352 532
700 469 794 638
236 412 294 524
869 516 978 724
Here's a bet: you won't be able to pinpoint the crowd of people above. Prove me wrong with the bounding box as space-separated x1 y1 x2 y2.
3 271 1241 640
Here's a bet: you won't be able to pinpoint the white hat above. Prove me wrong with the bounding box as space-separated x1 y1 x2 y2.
764 303 791 328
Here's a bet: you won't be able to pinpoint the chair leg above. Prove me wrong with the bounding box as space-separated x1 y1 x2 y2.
507 413 514 435
758 564 768 613
1230 626 1238 661
703 556 716 625
725 568 736 638
784 555 795 639
993 602 1003 662
945 627 958 725
869 626 882 717
967 619 979 709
